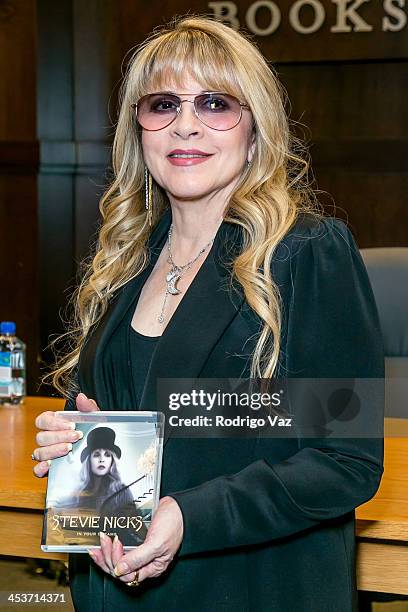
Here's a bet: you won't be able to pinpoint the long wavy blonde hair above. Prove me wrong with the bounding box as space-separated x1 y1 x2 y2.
48 15 322 398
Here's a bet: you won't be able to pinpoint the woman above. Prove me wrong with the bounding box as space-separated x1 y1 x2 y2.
32 15 384 612
69 427 133 515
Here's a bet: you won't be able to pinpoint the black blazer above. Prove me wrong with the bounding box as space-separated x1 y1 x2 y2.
68 208 384 612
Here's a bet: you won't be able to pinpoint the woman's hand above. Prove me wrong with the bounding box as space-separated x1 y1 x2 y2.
32 393 100 478
89 496 184 585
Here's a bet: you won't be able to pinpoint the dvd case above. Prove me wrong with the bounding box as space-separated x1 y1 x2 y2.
41 411 164 553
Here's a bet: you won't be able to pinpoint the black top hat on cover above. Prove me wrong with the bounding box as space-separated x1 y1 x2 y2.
80 427 122 463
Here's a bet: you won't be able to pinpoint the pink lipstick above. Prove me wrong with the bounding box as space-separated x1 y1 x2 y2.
167 149 213 167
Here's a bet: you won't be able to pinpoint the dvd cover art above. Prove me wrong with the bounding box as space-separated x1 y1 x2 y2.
41 411 164 552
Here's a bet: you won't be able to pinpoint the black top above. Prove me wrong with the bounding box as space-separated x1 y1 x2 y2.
68 211 384 612
129 326 160 408
99 287 162 409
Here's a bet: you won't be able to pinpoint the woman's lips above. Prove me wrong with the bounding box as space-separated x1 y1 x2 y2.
167 154 212 166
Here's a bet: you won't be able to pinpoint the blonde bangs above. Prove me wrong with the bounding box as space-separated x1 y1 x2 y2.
134 29 245 101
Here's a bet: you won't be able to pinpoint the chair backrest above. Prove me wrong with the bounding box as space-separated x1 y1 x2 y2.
360 248 408 418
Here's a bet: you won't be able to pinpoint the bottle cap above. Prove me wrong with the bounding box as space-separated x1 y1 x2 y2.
0 321 16 335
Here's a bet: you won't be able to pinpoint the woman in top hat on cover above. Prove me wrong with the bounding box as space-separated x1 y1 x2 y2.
64 427 132 514
32 15 384 612
54 427 147 545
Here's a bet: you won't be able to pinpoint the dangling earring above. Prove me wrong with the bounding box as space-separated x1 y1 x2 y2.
144 166 153 227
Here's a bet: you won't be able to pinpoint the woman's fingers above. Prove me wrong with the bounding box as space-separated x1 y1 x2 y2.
32 442 73 463
89 535 121 578
33 412 79 465
32 393 99 482
35 411 76 432
36 428 83 447
90 535 151 584
99 532 115 574
35 393 99 434
113 497 183 584
33 460 51 478
115 559 163 585
114 541 158 579
112 535 124 568
133 559 167 581
76 393 100 412
118 569 140 583
111 537 137 582
89 548 111 575
98 533 132 580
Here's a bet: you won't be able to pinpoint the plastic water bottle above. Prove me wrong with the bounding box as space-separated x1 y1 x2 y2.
0 321 26 405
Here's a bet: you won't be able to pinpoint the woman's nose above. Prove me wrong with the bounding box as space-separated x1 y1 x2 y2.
171 100 202 137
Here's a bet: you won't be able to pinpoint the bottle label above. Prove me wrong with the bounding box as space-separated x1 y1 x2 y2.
0 352 25 398
0 353 12 394
0 352 11 367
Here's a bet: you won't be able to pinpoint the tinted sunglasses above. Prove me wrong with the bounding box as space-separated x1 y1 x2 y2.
131 92 250 131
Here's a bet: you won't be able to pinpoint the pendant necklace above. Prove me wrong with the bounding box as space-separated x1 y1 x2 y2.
158 224 217 324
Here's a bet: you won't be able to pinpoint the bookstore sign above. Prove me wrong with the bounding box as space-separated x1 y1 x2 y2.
207 0 408 61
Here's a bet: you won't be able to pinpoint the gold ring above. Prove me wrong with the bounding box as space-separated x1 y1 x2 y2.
126 571 139 587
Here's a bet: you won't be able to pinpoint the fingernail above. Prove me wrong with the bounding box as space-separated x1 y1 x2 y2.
90 399 98 407
47 460 52 466
99 531 107 542
114 562 129 576
113 535 119 545
72 430 84 441
88 550 95 559
77 392 88 400
67 443 73 452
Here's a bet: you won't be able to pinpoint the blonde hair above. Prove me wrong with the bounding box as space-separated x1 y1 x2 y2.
47 14 322 397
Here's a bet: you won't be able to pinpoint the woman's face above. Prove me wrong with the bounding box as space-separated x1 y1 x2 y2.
141 75 255 206
90 448 113 476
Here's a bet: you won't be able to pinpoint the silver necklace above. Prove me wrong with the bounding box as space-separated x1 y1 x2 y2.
158 224 217 324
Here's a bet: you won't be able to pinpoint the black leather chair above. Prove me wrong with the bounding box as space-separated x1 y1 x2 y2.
358 247 408 611
360 247 408 418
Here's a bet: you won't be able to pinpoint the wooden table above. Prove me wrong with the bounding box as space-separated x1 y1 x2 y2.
1 398 407 593
356 418 408 595
0 397 66 561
